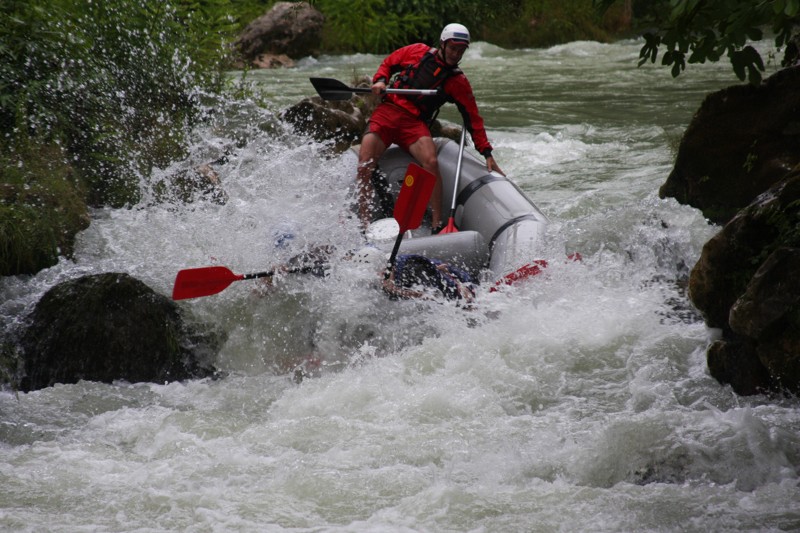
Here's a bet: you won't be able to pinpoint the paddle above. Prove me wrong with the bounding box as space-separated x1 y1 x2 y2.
489 253 583 292
173 163 434 299
489 260 549 293
172 265 302 300
386 162 437 275
439 124 467 234
310 77 439 101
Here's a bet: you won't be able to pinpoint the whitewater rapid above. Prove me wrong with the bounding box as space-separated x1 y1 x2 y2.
2 39 799 532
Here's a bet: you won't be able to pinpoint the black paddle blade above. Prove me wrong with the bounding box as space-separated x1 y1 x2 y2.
309 77 369 101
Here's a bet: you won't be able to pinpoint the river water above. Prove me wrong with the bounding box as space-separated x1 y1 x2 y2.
2 40 799 532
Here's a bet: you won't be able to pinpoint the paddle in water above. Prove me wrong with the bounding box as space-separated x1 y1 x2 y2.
173 266 289 300
172 246 333 301
172 164 435 300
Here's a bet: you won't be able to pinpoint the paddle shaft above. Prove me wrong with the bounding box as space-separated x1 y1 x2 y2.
387 232 405 273
240 270 276 281
448 125 467 218
349 86 439 97
310 77 438 101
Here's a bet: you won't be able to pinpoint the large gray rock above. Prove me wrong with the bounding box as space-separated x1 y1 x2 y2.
282 95 370 152
660 66 800 225
234 2 324 64
19 273 223 392
689 169 800 394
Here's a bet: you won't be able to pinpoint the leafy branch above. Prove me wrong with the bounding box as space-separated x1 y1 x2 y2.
595 0 800 84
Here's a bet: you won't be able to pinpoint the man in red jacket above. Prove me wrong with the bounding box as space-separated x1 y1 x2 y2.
356 23 505 232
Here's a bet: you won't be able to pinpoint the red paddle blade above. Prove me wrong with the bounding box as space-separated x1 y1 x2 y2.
172 266 243 300
394 163 436 232
489 254 583 293
439 217 458 234
490 260 549 292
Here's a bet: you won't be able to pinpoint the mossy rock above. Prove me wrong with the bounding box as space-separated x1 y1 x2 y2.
660 67 800 225
18 272 223 392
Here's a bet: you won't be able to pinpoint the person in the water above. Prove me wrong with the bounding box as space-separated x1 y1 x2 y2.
258 244 477 304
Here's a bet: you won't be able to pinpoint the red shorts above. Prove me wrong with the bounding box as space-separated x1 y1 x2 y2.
366 103 431 152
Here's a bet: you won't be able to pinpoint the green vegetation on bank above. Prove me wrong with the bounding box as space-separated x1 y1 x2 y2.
1 0 240 274
1 0 234 205
309 0 645 52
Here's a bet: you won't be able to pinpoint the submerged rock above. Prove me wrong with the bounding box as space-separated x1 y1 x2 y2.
282 95 369 152
19 273 223 392
151 163 229 205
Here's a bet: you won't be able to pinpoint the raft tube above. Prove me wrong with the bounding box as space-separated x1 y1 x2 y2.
356 138 549 280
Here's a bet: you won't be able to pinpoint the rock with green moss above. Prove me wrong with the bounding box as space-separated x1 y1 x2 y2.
690 170 800 394
660 67 800 225
18 273 224 392
282 95 370 153
234 1 324 65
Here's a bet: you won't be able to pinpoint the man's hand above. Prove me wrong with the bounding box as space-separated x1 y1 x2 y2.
372 81 387 95
486 156 505 176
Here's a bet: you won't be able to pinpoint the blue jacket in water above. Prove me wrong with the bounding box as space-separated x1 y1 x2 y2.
393 254 476 301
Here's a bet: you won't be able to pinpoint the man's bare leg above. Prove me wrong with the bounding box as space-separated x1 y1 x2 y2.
356 133 387 229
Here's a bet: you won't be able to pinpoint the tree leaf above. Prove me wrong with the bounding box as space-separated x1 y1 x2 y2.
670 0 690 20
745 27 763 41
730 52 746 81
749 46 765 70
747 64 762 85
638 33 660 65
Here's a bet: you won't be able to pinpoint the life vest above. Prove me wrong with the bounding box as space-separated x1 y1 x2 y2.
394 254 475 300
389 48 462 123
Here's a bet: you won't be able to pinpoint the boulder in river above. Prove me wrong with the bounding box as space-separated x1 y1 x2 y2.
234 1 324 66
282 95 371 152
659 66 800 225
689 168 800 395
19 273 223 392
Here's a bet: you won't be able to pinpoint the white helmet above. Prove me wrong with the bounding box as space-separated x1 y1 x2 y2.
440 23 470 45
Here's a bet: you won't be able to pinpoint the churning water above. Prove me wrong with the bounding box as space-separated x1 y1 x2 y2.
2 40 799 531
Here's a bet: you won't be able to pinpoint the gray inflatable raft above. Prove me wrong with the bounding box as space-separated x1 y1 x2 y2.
357 138 549 280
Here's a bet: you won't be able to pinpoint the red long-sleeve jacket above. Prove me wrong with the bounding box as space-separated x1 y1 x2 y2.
372 43 494 157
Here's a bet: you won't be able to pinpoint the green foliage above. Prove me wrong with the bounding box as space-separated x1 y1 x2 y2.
228 0 279 30
0 0 240 206
309 0 630 52
312 0 428 52
596 0 800 85
517 0 614 47
311 0 494 53
0 142 89 275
